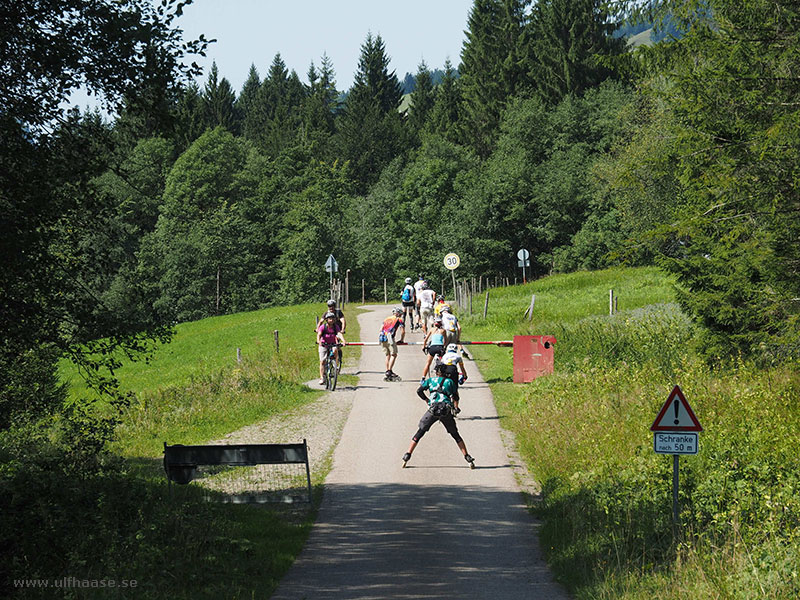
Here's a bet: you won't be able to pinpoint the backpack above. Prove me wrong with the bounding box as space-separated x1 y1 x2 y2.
401 286 412 302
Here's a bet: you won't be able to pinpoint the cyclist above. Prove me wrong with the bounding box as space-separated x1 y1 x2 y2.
440 343 468 411
420 317 447 381
317 311 345 385
400 277 416 330
379 307 406 381
417 281 436 335
321 299 346 363
402 362 475 469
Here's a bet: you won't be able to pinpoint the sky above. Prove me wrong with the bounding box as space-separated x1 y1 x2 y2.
177 0 476 92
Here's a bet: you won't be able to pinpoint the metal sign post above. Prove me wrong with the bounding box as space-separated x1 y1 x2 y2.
651 385 703 541
444 253 460 305
325 254 338 290
517 249 530 283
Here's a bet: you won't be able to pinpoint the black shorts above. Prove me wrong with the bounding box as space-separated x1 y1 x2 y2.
427 344 445 357
402 301 415 308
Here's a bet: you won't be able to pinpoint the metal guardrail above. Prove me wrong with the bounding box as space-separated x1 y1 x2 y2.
163 440 312 503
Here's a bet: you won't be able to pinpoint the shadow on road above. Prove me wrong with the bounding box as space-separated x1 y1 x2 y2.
273 482 565 599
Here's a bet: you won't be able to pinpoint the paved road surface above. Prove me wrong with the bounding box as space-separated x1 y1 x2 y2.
272 305 569 599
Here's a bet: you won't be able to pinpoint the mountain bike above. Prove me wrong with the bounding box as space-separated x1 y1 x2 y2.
322 343 342 391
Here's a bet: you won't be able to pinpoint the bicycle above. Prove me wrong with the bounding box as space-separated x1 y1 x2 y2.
322 343 342 391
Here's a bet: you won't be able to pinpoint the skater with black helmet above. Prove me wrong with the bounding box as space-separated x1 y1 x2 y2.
402 362 475 469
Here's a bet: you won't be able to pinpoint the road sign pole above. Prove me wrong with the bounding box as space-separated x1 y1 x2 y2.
673 454 680 540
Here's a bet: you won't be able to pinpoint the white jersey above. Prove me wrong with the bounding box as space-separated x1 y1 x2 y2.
419 289 435 309
441 312 458 332
441 350 463 367
414 279 425 298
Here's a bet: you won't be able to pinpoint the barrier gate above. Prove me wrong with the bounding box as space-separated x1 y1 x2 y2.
346 335 556 383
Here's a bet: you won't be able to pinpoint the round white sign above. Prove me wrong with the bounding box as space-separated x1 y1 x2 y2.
517 248 530 261
443 253 460 270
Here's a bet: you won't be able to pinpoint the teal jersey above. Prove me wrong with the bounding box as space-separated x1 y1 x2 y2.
421 376 454 407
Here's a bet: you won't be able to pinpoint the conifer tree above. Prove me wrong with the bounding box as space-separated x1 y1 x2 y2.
336 33 408 192
459 0 530 157
302 54 339 157
428 59 462 143
237 64 262 142
201 62 238 133
408 60 435 136
527 0 625 106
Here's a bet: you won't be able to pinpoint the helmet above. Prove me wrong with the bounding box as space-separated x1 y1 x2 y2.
434 362 446 374
327 299 336 307
433 317 443 325
392 307 403 316
436 294 444 302
324 311 336 319
418 274 425 279
405 277 412 284
446 343 458 353
441 304 451 313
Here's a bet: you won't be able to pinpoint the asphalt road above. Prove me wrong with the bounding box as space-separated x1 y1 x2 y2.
272 305 569 599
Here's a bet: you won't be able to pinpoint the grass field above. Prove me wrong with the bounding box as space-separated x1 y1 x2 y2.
10 267 799 599
461 267 800 599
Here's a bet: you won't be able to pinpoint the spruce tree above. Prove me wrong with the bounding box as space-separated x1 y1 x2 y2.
408 60 436 136
459 0 530 157
201 62 238 133
335 33 408 192
428 59 462 144
527 0 625 106
237 64 262 142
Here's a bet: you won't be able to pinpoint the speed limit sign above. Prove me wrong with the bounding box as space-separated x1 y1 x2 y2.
443 253 460 270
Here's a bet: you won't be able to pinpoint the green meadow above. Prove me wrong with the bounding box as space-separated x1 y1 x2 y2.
463 267 800 599
21 267 799 599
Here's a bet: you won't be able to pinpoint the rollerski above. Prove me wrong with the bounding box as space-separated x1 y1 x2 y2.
384 370 402 382
465 454 476 469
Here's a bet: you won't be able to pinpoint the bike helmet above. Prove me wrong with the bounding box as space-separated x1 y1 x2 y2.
405 277 412 284
323 311 336 319
446 343 458 353
436 294 444 302
327 299 336 307
433 317 443 326
441 304 451 313
392 307 403 316
434 362 447 374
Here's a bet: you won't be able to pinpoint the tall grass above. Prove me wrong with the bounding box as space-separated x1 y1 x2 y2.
462 267 800 599
3 302 362 599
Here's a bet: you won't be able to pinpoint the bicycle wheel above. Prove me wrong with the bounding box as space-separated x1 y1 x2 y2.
327 352 338 391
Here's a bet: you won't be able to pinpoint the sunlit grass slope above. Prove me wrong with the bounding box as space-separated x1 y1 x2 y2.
460 266 800 599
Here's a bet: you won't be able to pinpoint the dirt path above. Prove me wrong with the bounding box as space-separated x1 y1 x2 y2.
271 305 569 599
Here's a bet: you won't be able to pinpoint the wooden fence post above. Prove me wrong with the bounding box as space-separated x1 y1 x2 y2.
483 290 490 319
362 279 365 305
273 330 279 353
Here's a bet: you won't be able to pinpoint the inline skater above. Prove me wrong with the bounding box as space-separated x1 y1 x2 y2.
440 304 463 353
379 307 405 381
400 277 416 331
420 317 447 381
402 362 475 469
440 343 468 412
417 281 436 335
413 274 426 330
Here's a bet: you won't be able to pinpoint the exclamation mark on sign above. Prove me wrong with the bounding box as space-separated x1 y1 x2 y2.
673 399 680 425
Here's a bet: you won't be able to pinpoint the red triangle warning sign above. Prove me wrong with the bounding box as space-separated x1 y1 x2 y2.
651 385 703 432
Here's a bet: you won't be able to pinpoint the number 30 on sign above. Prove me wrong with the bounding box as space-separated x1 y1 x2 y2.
443 253 460 270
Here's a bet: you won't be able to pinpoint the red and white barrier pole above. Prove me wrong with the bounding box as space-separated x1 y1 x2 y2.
345 340 513 347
